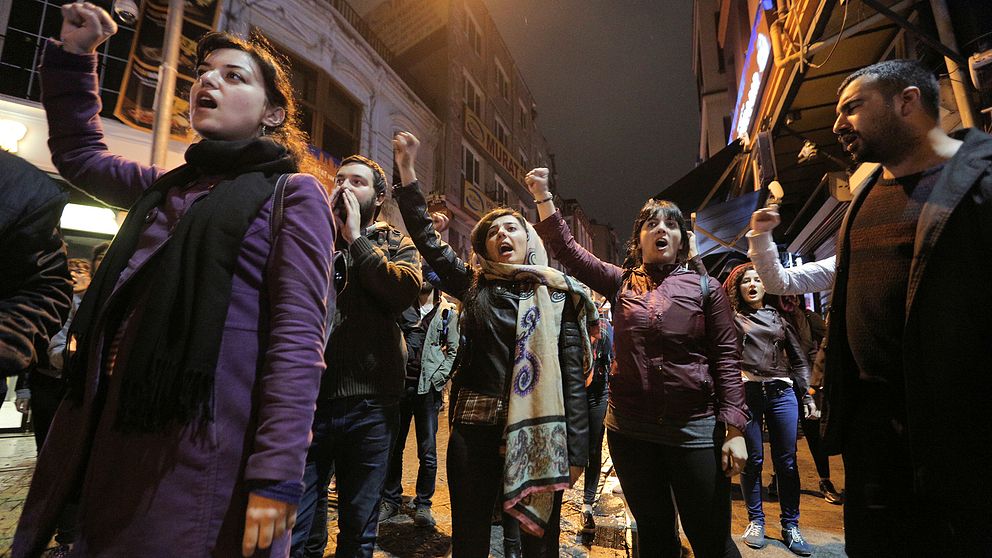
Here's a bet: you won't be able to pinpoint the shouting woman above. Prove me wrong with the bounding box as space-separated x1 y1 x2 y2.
14 4 334 557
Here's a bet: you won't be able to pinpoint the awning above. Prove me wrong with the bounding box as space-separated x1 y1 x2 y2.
654 138 743 215
694 189 763 258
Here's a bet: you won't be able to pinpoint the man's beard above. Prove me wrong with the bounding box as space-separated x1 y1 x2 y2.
848 110 914 165
359 196 377 227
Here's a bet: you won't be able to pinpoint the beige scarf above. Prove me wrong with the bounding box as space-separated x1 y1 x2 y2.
478 221 597 537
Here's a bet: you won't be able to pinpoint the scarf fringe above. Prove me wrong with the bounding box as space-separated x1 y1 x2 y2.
115 356 215 433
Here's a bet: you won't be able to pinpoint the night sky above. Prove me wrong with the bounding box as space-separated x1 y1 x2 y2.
483 0 701 232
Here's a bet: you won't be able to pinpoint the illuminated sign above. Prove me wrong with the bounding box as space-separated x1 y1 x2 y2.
61 204 121 236
0 119 28 152
729 11 772 143
463 107 527 186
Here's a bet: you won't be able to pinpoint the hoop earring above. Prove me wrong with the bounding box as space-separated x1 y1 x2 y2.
261 125 269 136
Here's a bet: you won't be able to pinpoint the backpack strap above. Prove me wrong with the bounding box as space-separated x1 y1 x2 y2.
700 273 710 307
269 173 292 245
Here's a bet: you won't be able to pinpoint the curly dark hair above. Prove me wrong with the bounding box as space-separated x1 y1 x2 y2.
195 31 317 175
622 198 689 269
460 207 530 336
724 262 780 313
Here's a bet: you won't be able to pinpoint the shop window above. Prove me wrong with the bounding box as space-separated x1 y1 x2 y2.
489 176 509 206
494 115 509 146
280 46 361 161
465 10 482 56
462 143 482 187
0 0 136 119
463 73 483 115
495 59 510 101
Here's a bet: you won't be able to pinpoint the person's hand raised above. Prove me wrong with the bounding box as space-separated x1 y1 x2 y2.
60 2 118 55
750 206 781 234
524 168 551 199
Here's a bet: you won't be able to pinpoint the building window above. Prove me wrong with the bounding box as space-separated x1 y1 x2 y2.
494 115 509 146
280 46 361 161
495 59 510 101
465 10 482 56
518 99 528 128
463 73 483 115
519 148 528 171
489 176 509 206
0 0 136 119
462 143 482 187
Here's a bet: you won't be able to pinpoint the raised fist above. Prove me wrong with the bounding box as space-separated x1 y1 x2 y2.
750 206 781 234
430 212 450 233
60 2 118 55
525 168 550 198
393 131 420 171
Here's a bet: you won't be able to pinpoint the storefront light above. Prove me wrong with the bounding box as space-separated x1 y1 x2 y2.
0 119 28 153
734 33 771 141
61 204 120 236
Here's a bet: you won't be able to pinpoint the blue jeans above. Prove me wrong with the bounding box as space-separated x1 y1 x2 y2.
291 396 398 558
382 386 442 508
741 380 801 528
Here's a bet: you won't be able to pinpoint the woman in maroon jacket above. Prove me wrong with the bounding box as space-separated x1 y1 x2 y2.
527 169 747 558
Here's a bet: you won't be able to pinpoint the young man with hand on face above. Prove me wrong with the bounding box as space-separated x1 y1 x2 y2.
291 155 422 558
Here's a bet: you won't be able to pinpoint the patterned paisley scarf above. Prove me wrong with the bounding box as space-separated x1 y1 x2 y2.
478 221 598 536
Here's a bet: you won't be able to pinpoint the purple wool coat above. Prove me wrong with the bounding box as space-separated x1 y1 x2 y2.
13 41 335 557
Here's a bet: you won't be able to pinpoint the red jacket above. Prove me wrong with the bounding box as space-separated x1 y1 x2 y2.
534 212 747 431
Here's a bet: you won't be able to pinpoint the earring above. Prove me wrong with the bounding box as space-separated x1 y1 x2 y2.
261 124 269 136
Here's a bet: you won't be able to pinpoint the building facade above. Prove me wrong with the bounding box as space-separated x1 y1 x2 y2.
359 0 554 260
588 219 624 267
0 0 438 426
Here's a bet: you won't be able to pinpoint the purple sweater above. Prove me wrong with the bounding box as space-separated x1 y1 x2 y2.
13 41 334 558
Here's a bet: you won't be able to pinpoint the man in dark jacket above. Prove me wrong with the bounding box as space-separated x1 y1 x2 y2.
819 59 992 556
291 155 421 558
0 150 73 386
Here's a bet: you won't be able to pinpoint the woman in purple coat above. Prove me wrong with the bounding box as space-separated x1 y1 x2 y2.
13 4 334 557
526 168 748 558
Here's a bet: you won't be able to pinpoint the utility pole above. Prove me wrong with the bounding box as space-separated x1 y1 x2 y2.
150 0 185 166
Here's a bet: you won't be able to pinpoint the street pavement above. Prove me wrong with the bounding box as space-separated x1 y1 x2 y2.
0 411 848 557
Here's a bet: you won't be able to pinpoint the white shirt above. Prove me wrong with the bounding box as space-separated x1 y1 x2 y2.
746 231 836 295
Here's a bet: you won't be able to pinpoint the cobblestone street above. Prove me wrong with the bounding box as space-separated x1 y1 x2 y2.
0 411 847 557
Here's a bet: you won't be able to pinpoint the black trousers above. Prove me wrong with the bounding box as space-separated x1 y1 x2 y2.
607 429 740 558
584 381 608 504
801 416 831 480
842 387 914 557
447 422 562 558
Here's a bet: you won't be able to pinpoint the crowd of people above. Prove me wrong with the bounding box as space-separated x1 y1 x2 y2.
1 2 991 558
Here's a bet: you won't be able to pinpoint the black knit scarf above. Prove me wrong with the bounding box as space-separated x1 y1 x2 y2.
68 137 296 432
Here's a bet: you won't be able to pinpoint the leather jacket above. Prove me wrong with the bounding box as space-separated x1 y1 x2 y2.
735 306 812 402
394 181 589 467
533 210 749 432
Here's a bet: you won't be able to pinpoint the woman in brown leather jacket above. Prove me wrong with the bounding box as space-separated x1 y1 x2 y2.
724 263 816 556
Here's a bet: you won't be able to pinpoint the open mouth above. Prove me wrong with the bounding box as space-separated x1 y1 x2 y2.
838 133 858 151
498 243 514 257
747 288 759 297
195 93 218 109
654 238 669 251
